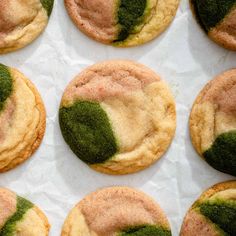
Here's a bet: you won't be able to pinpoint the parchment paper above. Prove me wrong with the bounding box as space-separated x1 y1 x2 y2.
0 0 235 235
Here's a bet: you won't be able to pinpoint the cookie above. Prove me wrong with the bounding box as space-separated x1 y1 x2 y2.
0 0 54 54
61 186 171 236
0 64 46 172
190 69 236 176
64 0 180 47
190 0 236 51
180 180 236 236
0 187 50 235
59 60 176 175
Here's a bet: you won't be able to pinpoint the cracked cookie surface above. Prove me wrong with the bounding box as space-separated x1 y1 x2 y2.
190 69 236 176
0 187 50 236
64 0 179 47
0 0 54 54
61 186 171 236
181 181 236 236
59 60 176 175
0 64 46 172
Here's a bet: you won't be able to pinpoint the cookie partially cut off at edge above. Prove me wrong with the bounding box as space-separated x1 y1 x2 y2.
61 186 172 236
64 0 180 47
0 0 54 54
0 64 46 172
190 69 236 176
59 60 176 175
0 187 50 235
190 0 236 51
180 180 236 236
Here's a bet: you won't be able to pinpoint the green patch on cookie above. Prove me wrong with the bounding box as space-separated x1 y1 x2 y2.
59 101 118 164
119 225 171 236
115 0 147 41
40 0 54 16
203 131 236 176
0 64 13 113
199 200 236 235
191 0 236 32
0 196 33 236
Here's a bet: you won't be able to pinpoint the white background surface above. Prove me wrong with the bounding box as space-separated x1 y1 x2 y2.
0 0 236 235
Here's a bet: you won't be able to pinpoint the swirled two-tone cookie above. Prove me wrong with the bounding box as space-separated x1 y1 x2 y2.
0 0 54 54
190 69 236 176
190 0 236 50
59 60 176 175
61 187 172 236
181 181 236 236
0 64 46 172
0 187 50 235
64 0 180 47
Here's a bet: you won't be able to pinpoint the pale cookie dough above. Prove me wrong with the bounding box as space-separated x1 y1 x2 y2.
64 0 180 47
59 60 176 175
180 181 236 236
190 0 236 51
0 0 54 54
0 187 50 235
61 186 172 236
190 69 236 176
0 64 46 172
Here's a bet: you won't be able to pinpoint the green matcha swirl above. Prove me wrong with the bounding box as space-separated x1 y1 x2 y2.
0 64 13 113
203 131 236 176
191 0 236 32
59 100 118 164
198 199 236 235
119 225 171 236
115 0 147 41
40 0 54 16
0 196 33 236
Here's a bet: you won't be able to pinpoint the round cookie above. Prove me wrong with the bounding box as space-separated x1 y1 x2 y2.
0 0 54 54
0 187 50 235
0 63 46 172
190 0 236 51
64 0 180 47
180 180 236 236
190 69 236 176
59 60 176 175
61 186 172 236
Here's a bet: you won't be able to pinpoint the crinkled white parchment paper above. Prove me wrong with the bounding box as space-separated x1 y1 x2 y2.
0 0 235 235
